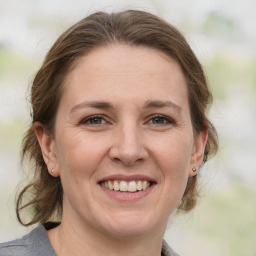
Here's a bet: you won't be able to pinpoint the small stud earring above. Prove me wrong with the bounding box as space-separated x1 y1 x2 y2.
51 169 54 173
192 167 197 172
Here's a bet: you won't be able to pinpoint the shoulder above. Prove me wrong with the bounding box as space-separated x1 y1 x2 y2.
0 236 27 256
0 224 57 256
162 240 180 256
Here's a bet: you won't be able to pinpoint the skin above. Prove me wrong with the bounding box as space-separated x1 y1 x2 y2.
35 45 207 256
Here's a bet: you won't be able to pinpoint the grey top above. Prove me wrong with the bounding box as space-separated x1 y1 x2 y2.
0 223 179 256
0 223 57 256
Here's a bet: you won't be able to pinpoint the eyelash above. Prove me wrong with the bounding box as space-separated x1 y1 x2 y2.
80 114 174 126
80 115 107 125
147 114 174 125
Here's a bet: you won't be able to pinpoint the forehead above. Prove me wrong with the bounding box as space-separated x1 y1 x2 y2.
61 45 188 109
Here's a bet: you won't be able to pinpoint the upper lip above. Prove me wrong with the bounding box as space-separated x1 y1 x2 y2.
98 174 156 183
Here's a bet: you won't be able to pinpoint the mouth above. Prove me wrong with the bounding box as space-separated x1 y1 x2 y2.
100 180 152 192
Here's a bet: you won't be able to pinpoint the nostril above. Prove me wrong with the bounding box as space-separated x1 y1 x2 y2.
112 157 121 163
111 155 144 167
108 135 148 165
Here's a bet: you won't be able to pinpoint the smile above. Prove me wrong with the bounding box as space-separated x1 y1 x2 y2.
100 180 151 192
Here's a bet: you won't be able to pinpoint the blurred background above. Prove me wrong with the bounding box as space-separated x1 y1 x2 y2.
0 0 255 255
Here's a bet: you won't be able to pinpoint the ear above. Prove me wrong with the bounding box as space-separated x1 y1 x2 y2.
34 122 59 177
189 126 208 178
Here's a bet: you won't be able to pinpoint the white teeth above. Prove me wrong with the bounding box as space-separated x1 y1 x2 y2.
137 181 142 191
120 181 128 191
114 180 119 191
101 180 151 192
142 180 149 190
108 181 114 190
128 181 137 192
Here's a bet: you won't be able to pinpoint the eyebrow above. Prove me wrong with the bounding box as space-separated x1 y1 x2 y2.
143 100 182 112
70 100 182 114
70 101 113 113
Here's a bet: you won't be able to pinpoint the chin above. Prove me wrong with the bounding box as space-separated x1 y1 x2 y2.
96 209 166 238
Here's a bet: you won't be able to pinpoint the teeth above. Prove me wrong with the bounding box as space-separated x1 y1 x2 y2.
142 181 148 190
108 181 114 190
137 181 142 191
101 180 151 192
128 181 137 192
114 180 119 191
120 181 128 191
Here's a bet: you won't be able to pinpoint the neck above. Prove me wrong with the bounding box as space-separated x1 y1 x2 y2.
47 216 165 256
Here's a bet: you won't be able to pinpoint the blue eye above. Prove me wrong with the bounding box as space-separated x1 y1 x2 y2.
149 115 173 125
81 115 106 125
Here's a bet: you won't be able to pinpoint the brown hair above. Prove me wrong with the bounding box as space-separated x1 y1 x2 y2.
17 10 218 226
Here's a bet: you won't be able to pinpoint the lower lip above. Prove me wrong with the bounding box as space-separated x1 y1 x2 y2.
99 184 155 201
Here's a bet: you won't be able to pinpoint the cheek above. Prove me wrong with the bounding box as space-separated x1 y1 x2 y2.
156 138 193 205
55 132 108 178
152 134 193 174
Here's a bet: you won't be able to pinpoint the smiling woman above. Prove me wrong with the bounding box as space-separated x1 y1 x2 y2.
0 10 218 256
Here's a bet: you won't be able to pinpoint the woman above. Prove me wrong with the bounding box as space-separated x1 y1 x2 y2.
0 10 218 256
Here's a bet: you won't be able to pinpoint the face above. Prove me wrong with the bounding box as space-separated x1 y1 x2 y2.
38 45 207 239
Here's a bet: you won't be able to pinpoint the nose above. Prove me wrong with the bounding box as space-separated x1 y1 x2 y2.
109 123 148 166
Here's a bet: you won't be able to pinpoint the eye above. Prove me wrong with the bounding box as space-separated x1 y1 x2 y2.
81 115 107 125
148 114 174 125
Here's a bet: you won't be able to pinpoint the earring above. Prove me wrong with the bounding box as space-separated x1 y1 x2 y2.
192 167 197 172
51 169 54 173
